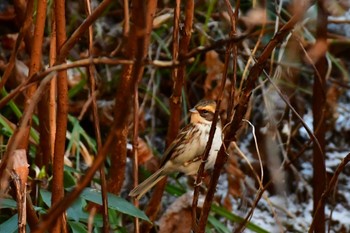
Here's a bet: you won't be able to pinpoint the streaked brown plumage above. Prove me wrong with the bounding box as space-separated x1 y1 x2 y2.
129 99 222 200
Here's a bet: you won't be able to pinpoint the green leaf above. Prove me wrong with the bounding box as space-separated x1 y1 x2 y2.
64 164 84 175
107 209 120 226
80 188 150 222
40 189 52 207
67 197 86 222
0 114 14 136
68 221 88 233
165 183 186 197
64 170 77 189
0 214 18 233
208 215 230 233
211 204 269 233
0 198 17 209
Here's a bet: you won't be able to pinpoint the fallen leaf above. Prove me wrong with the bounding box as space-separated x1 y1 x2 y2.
158 192 195 233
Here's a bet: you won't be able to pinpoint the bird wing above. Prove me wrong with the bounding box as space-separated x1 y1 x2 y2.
160 123 194 167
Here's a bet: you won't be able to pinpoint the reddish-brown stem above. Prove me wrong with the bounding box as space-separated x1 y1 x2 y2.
132 78 140 233
193 1 236 231
141 1 194 232
123 0 130 37
48 4 57 166
25 0 47 229
226 0 239 121
13 0 34 54
311 1 328 232
309 153 350 232
51 0 68 232
167 0 181 147
36 0 50 170
84 0 110 231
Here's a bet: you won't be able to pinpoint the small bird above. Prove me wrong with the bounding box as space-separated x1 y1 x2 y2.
129 99 222 200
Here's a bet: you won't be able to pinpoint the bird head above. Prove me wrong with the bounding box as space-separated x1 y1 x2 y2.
189 100 217 125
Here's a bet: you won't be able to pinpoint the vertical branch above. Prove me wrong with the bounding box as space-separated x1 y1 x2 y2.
107 0 156 196
20 0 46 154
143 0 181 225
227 0 240 121
311 1 327 232
167 0 181 146
141 1 194 232
16 0 46 229
28 2 50 230
12 0 34 54
309 153 350 232
49 6 57 164
132 79 140 233
123 0 130 38
122 1 152 231
37 0 51 169
84 0 110 232
51 0 68 232
193 0 233 230
9 150 29 233
13 172 26 233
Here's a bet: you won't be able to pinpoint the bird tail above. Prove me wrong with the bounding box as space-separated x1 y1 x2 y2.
129 167 165 200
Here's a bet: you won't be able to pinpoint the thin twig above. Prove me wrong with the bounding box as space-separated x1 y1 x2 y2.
84 0 110 231
132 74 140 233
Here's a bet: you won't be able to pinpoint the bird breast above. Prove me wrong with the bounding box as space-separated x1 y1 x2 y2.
165 123 222 175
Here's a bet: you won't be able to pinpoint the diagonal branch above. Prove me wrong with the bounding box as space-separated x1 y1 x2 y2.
196 2 311 232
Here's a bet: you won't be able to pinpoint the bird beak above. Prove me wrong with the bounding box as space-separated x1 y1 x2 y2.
189 108 197 113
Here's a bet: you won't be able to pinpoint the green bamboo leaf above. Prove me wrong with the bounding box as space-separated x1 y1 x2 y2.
80 188 150 223
211 204 269 233
68 221 88 233
40 189 52 207
0 214 18 233
0 198 17 209
208 215 231 233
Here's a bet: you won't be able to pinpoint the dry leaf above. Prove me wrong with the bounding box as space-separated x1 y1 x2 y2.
158 192 195 233
11 149 29 185
153 11 173 28
240 8 267 28
204 50 236 122
204 50 224 93
0 149 29 194
137 137 153 165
